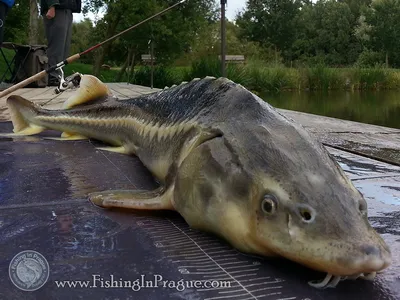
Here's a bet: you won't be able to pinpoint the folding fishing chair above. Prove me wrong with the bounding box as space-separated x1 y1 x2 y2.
0 42 31 84
0 43 48 88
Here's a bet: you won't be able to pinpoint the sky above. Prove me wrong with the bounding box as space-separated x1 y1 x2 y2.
73 0 246 23
224 0 246 20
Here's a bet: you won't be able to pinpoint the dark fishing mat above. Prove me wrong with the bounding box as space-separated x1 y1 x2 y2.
0 121 399 300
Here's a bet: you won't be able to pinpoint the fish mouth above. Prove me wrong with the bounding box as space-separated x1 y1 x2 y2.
280 245 392 289
308 272 378 289
306 250 391 288
309 251 391 276
282 213 392 277
279 240 392 280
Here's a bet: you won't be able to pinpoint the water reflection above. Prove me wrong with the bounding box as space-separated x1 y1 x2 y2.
262 90 400 129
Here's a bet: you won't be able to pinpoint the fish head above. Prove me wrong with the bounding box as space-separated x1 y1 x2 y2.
224 107 391 277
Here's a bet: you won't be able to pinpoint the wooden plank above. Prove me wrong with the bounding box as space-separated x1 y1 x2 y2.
107 83 132 97
0 87 48 103
281 109 399 134
23 87 54 99
109 83 145 98
280 109 400 165
30 88 63 100
107 87 130 99
218 54 245 61
115 83 156 92
0 87 46 121
112 85 143 96
0 88 51 113
39 96 67 108
141 54 156 62
50 89 77 100
42 101 65 110
31 89 78 107
119 83 159 94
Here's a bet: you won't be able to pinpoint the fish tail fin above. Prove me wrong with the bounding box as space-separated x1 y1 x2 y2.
6 95 45 135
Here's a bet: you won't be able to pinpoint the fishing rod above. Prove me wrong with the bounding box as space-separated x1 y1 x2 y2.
0 0 187 98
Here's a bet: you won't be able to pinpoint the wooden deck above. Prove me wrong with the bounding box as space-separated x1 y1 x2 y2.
0 83 156 119
0 82 399 165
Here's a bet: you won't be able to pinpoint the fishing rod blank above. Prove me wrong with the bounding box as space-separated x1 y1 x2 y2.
0 0 187 98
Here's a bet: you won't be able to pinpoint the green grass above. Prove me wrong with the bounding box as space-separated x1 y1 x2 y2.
350 67 389 90
131 65 185 88
0 48 18 81
5 53 400 93
245 61 299 92
64 63 123 83
184 56 250 86
181 58 400 93
302 65 344 90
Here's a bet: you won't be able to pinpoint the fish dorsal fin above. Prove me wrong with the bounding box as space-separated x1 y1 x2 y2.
62 75 112 109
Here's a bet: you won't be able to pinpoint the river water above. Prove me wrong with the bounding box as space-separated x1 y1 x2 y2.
261 90 400 129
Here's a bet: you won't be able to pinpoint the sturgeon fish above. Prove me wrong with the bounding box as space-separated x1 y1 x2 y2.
3 75 391 288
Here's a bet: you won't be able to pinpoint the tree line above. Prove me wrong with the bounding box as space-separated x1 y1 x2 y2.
4 0 400 73
237 0 400 68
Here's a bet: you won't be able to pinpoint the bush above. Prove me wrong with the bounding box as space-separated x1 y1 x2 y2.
355 50 385 68
131 65 184 88
185 56 250 86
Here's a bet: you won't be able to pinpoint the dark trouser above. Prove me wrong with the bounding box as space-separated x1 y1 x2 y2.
43 9 73 82
0 2 9 46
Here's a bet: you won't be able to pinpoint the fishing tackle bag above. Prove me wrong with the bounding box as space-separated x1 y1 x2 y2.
13 45 48 87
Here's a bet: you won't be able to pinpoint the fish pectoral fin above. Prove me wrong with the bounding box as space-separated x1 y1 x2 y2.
45 132 88 141
96 146 130 155
62 131 88 140
89 187 174 210
0 132 18 137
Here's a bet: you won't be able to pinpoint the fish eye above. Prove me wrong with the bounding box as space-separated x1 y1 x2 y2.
261 194 278 214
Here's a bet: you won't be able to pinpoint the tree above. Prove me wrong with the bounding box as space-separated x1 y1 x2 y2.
354 14 372 46
291 0 360 66
29 0 40 44
4 0 30 44
70 19 95 63
339 0 372 15
236 0 302 61
361 0 400 67
83 0 218 76
184 21 274 62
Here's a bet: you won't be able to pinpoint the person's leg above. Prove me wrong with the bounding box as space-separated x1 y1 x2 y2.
63 9 73 59
43 9 69 85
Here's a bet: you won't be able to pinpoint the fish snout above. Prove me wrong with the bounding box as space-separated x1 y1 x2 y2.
360 244 380 257
338 242 391 275
359 243 391 272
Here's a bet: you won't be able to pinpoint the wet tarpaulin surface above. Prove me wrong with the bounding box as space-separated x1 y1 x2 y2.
0 122 399 300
